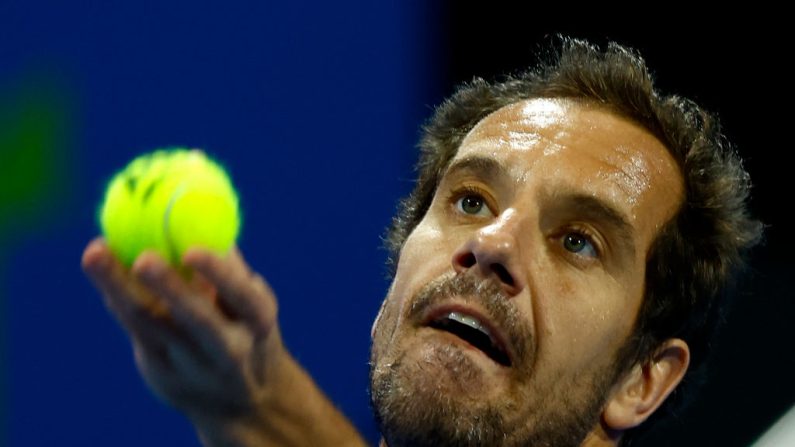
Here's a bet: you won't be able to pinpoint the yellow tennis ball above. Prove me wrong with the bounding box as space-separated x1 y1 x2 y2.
99 148 241 267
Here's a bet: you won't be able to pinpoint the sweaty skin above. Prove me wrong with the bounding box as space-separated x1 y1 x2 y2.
370 98 686 447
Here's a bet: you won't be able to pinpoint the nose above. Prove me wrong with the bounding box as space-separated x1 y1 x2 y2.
451 215 525 297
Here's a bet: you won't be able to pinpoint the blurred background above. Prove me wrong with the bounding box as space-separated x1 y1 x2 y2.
1 2 792 446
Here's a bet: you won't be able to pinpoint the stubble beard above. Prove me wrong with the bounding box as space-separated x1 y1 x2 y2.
369 274 620 447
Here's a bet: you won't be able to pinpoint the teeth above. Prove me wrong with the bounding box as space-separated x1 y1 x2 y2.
445 311 491 337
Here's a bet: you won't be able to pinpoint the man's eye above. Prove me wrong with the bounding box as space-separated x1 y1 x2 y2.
563 232 597 258
456 194 490 216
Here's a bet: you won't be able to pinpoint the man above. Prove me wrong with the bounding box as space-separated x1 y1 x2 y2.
83 37 762 446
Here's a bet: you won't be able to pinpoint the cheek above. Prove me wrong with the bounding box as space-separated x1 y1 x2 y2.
392 218 454 299
536 270 637 370
370 295 401 359
372 219 454 353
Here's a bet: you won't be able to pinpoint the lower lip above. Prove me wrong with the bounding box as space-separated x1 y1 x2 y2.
420 326 510 371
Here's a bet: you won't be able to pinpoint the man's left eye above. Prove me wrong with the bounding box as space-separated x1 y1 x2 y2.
563 232 597 258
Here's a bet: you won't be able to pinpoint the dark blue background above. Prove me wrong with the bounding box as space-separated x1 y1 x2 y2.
1 2 442 445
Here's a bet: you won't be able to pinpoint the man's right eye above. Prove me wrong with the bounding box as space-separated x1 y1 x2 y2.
455 193 492 217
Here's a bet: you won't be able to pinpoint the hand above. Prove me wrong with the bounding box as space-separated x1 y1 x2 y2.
83 238 368 446
81 238 283 423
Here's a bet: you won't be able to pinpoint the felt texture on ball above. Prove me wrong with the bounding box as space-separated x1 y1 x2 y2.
99 148 241 267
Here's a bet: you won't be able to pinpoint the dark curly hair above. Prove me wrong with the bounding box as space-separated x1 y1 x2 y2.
384 36 763 443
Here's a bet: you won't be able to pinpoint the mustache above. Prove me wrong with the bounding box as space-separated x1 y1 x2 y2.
406 272 531 366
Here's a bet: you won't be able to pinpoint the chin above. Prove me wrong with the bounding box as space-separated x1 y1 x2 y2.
371 358 506 447
369 341 611 447
369 338 518 447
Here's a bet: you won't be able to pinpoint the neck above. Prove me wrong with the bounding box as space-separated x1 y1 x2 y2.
378 427 622 447
580 421 622 447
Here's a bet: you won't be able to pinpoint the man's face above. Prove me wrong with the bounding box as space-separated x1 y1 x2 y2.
369 98 684 447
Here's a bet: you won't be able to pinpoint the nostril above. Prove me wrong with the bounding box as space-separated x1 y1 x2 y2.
457 252 477 268
490 263 515 287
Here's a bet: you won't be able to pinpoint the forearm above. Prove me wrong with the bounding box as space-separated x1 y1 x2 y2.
192 351 367 447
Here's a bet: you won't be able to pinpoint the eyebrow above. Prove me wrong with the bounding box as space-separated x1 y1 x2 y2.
443 156 508 184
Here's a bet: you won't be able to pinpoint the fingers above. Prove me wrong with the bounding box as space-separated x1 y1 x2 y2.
82 238 171 347
131 251 235 360
182 247 278 338
83 238 276 366
82 239 201 376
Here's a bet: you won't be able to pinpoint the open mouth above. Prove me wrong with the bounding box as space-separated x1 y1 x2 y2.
428 311 512 367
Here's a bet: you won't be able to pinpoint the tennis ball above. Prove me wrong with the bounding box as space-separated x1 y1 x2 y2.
99 148 241 267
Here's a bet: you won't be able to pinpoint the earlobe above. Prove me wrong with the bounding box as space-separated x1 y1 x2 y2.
602 338 690 431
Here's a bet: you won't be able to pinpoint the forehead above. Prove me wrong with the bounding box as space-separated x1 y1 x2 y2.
452 98 683 242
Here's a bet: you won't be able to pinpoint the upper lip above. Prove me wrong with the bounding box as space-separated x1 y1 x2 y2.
420 302 515 367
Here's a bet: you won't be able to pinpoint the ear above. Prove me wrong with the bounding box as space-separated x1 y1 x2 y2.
602 338 690 431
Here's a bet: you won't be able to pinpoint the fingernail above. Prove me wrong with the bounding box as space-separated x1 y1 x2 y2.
133 252 166 281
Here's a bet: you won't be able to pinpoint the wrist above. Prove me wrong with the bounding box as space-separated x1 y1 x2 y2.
187 333 366 447
187 329 294 446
